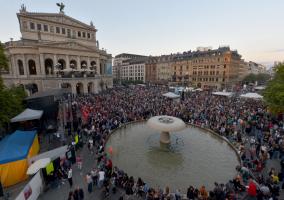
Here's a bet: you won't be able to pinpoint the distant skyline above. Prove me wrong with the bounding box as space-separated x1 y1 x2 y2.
1 0 284 67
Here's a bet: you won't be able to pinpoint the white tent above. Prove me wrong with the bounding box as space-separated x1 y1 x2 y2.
212 91 233 97
240 93 263 99
11 108 43 123
27 158 51 175
28 145 68 165
162 92 180 99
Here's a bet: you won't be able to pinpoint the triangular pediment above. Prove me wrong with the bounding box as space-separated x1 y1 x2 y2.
19 12 96 30
39 41 96 51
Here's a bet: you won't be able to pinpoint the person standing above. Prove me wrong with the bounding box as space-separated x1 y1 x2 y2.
86 173 93 193
247 178 257 200
68 168 73 187
98 169 105 188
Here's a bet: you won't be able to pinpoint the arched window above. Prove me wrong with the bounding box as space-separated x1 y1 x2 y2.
18 60 24 75
70 60 77 69
45 58 54 75
57 59 66 70
90 61 97 73
28 60 37 75
81 61 87 69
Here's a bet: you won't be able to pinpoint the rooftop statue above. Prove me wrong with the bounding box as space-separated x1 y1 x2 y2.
56 2 65 13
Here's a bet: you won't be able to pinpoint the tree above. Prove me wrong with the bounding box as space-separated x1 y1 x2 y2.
242 73 270 85
0 42 27 132
0 42 8 89
263 64 284 113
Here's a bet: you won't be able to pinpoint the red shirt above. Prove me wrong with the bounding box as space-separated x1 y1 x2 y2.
247 181 257 196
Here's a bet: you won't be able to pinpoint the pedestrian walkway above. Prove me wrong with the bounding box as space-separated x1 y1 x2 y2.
38 144 124 200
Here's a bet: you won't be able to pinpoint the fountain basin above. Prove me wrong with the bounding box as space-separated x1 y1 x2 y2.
106 121 240 191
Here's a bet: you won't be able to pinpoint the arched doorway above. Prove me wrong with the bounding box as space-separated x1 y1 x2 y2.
70 60 77 70
57 59 66 70
197 82 202 88
61 82 71 89
25 83 38 94
28 60 37 75
76 82 84 95
45 58 54 75
61 83 72 92
87 82 94 94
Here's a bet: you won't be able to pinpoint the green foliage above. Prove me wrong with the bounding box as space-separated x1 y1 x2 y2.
0 42 27 130
242 73 270 84
263 64 284 113
0 42 8 71
0 85 27 128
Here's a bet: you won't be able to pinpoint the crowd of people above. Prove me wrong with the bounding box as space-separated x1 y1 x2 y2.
62 85 283 200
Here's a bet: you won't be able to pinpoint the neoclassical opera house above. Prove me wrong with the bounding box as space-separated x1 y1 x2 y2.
2 5 113 95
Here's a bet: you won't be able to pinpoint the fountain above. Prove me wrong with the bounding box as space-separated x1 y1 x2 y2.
147 116 186 144
106 120 240 190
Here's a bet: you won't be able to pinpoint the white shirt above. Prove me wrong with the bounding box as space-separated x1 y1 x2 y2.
68 169 72 178
98 171 105 181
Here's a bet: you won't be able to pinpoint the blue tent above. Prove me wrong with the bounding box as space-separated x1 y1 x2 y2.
0 130 37 164
0 130 39 187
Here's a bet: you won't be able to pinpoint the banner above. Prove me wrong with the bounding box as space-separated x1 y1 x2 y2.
15 172 43 200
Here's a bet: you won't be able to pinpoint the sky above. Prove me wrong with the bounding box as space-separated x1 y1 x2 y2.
0 0 284 67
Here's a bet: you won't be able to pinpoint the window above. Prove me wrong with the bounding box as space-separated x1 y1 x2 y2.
43 24 48 32
62 28 66 34
78 31 81 37
224 64 226 68
18 60 24 75
30 22 35 30
216 78 218 82
82 32 86 38
37 24 42 31
28 60 37 75
56 27 60 34
67 29 71 37
50 26 54 33
87 33 90 39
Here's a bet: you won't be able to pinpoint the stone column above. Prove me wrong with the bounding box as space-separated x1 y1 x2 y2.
66 55 70 70
94 80 99 93
39 54 45 76
96 58 100 75
77 56 80 69
11 55 17 77
87 57 90 70
53 54 57 67
22 54 28 78
83 82 88 94
71 82 76 94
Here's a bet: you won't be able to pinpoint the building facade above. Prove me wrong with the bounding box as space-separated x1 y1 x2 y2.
245 61 267 74
120 58 147 82
156 55 173 83
2 6 113 95
145 57 158 83
112 53 146 81
171 47 244 89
